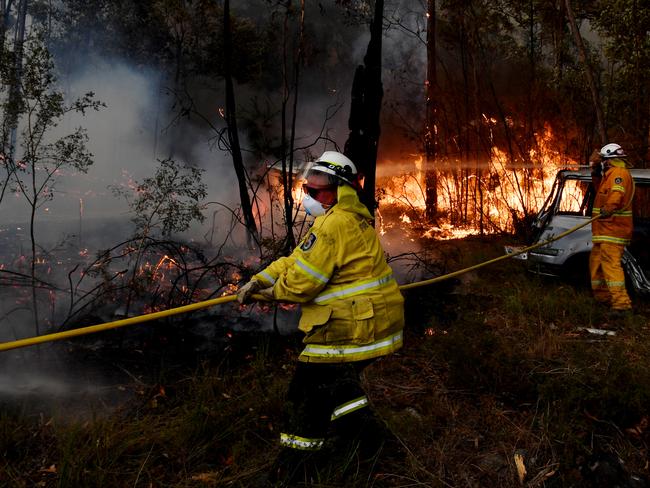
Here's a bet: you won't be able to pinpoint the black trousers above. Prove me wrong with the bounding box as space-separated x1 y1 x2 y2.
280 359 375 449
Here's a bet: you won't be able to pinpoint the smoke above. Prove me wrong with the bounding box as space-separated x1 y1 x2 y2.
0 371 72 397
1 58 162 239
0 51 245 400
54 0 424 234
0 0 435 281
0 346 153 418
0 2 434 403
60 59 245 223
0 55 257 248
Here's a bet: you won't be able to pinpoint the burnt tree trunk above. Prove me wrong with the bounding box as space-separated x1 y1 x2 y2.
0 0 16 204
279 1 291 250
223 0 258 245
279 0 305 252
564 0 607 145
8 0 26 160
424 0 437 220
460 21 470 225
0 0 10 44
287 0 305 247
344 0 383 216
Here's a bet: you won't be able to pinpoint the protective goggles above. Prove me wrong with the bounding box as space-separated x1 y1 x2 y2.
302 183 336 198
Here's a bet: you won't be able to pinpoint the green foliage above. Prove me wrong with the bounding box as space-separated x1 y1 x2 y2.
593 0 650 156
0 31 103 334
0 33 103 205
112 158 207 237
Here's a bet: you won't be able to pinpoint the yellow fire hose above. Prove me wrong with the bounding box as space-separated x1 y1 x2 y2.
401 215 598 290
0 216 598 352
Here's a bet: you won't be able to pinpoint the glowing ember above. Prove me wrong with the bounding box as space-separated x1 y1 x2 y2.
221 283 239 296
424 328 448 336
154 255 179 273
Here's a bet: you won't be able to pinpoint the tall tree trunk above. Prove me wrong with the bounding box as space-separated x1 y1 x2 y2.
286 0 305 247
1 0 7 43
28 156 39 336
8 0 27 161
344 0 384 216
0 0 15 203
471 57 483 235
630 0 649 161
424 0 437 220
9 0 36 333
279 0 304 253
526 0 535 156
460 22 470 225
0 0 14 46
223 0 258 245
564 0 607 145
280 2 290 250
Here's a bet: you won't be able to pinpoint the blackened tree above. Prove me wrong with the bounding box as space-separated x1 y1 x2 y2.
344 0 384 215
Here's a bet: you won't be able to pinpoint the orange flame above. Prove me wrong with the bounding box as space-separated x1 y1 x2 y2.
377 124 579 238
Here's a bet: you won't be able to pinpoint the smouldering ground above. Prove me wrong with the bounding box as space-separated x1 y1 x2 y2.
1 237 650 487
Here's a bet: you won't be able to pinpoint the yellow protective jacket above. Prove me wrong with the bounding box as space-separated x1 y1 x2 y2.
254 184 405 363
592 159 635 245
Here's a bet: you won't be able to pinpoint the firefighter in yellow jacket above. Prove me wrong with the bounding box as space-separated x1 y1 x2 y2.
590 143 635 314
237 150 404 482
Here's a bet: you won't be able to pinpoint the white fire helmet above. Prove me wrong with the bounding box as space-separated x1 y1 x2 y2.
308 151 358 186
599 143 627 159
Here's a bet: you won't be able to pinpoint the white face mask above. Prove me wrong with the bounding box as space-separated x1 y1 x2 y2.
302 194 328 216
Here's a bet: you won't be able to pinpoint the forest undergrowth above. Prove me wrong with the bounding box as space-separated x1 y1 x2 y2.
1 237 650 487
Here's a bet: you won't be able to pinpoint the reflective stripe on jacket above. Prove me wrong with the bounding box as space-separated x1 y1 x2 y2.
592 159 634 245
254 184 405 363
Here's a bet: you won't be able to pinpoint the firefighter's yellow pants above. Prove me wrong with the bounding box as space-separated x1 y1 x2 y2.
590 242 632 310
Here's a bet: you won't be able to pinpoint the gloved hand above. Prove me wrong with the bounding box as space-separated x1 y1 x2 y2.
237 279 262 304
600 207 613 218
258 287 275 301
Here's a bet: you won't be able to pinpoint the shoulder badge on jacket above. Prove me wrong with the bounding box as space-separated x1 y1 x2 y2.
615 177 623 184
300 233 317 251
